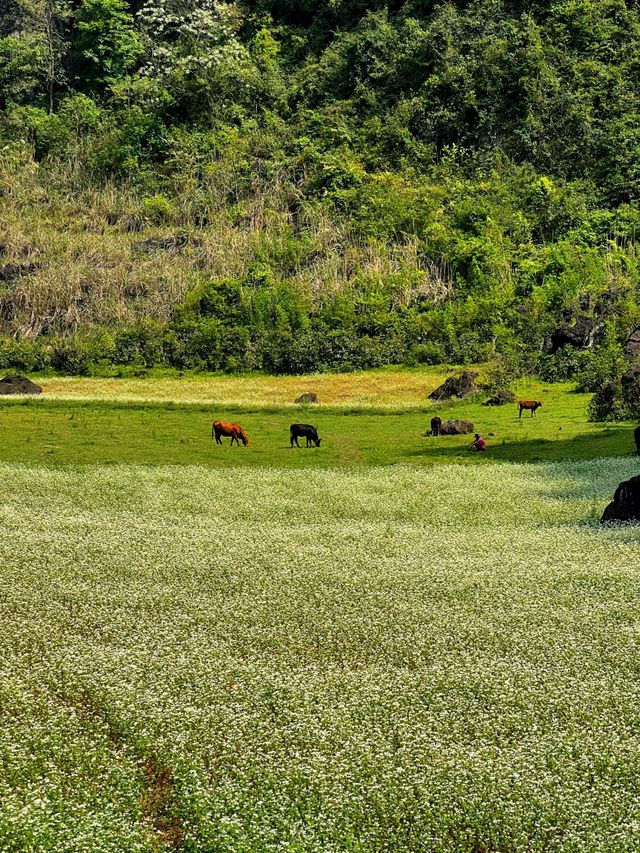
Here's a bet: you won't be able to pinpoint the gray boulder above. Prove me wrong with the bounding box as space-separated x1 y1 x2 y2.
295 393 318 404
429 371 481 401
482 389 515 406
439 419 474 435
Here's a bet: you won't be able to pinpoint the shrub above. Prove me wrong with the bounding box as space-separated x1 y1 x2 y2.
141 194 175 224
405 341 447 366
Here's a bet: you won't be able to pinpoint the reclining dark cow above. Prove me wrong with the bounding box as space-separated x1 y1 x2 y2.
290 423 321 447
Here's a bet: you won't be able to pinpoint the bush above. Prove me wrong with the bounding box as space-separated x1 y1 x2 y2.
588 380 624 422
141 194 175 224
0 338 48 372
113 319 165 366
405 341 447 367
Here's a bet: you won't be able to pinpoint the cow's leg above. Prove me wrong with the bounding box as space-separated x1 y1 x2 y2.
230 434 236 446
519 407 523 419
215 431 222 444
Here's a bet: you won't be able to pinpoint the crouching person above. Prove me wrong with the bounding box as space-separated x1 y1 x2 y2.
468 433 487 452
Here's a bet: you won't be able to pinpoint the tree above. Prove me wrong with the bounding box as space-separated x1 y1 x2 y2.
73 0 143 91
0 0 71 111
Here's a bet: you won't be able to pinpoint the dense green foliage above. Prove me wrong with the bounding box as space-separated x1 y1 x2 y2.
2 1 640 384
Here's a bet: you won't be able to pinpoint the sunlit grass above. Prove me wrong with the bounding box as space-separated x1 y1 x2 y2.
36 367 452 408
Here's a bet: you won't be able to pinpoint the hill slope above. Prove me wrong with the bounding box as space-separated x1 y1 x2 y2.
1 0 640 375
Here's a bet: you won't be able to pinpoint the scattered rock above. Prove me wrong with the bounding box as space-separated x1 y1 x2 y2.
134 233 190 254
482 389 515 406
295 393 318 404
439 419 474 435
601 475 640 524
0 374 42 395
429 371 481 401
0 262 39 282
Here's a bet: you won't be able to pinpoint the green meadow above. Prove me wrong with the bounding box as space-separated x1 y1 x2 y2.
0 375 636 467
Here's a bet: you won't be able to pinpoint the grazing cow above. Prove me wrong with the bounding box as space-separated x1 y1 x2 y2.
634 425 640 456
430 416 443 436
290 423 321 447
518 400 543 418
212 421 249 446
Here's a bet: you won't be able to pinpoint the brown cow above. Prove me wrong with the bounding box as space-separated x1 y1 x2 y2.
518 400 543 418
430 416 442 436
212 421 249 446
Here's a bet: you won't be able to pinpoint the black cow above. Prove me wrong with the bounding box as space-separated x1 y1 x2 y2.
290 423 321 447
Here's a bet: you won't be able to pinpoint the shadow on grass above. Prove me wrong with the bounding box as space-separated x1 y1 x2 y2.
406 428 636 466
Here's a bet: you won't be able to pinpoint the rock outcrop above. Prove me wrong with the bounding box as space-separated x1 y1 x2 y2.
295 393 318 403
439 419 474 435
482 389 515 406
550 316 600 352
0 374 42 395
601 475 640 524
429 371 480 401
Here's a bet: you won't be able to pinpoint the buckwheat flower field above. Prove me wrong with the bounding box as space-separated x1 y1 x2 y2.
2 459 640 852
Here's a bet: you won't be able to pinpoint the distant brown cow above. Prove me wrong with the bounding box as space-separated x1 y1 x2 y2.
212 421 249 446
518 400 543 418
430 416 443 436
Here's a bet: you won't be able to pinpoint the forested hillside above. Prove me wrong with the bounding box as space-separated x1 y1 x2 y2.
1 0 640 379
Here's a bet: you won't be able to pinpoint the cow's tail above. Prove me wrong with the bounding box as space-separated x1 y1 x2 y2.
211 422 215 440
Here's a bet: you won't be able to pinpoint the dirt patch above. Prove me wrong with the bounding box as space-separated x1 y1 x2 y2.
141 759 185 851
59 687 185 850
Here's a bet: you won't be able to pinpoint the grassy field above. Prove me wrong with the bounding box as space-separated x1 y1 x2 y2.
0 372 637 466
35 367 452 408
2 370 640 852
2 460 640 852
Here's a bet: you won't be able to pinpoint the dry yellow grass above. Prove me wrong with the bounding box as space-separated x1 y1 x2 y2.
0 147 454 336
37 368 451 408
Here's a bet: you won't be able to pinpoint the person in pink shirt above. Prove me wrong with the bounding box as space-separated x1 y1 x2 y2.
468 433 487 452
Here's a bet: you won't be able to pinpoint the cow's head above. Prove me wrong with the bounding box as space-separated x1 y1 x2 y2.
240 433 249 446
315 437 322 447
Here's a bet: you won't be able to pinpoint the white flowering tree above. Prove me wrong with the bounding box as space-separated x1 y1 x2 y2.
136 0 259 117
